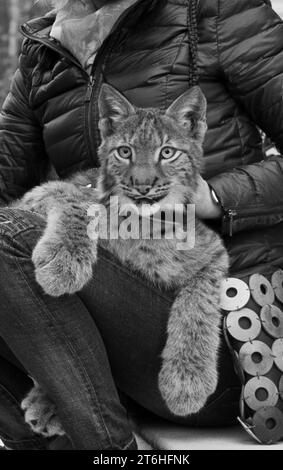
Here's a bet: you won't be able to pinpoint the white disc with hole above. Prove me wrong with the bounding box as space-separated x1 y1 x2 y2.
253 407 283 444
226 308 261 342
260 305 283 338
244 376 278 411
272 339 283 372
239 341 273 376
271 270 283 304
249 274 275 306
220 278 250 311
279 376 283 400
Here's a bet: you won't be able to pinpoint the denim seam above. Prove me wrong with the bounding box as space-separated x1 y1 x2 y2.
8 235 115 449
1 436 47 450
0 226 36 240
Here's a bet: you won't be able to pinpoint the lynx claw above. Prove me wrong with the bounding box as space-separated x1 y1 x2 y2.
32 238 94 297
21 384 65 438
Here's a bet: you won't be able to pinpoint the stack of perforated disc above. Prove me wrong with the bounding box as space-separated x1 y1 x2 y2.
221 269 283 444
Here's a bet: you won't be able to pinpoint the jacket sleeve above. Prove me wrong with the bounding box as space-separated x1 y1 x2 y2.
208 0 283 236
0 40 48 205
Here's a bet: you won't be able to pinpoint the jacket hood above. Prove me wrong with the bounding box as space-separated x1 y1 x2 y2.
48 0 162 12
49 0 131 9
49 0 138 69
49 0 83 8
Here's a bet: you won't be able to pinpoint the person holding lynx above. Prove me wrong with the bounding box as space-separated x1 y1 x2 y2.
0 0 282 450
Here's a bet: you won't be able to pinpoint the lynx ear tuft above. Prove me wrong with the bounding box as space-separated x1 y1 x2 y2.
98 84 135 137
166 86 207 141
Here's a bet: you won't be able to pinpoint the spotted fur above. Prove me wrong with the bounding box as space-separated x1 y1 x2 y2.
17 84 229 435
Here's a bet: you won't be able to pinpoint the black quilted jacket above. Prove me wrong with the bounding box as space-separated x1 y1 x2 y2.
1 0 283 273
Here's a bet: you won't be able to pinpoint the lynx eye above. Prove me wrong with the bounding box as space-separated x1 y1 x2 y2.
117 146 132 160
160 147 177 161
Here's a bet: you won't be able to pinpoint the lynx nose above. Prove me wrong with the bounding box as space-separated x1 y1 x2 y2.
132 176 159 195
136 185 151 195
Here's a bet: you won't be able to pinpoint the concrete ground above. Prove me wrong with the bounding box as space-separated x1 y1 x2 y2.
134 418 283 450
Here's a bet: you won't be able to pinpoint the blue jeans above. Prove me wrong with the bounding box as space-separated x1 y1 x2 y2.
0 208 240 450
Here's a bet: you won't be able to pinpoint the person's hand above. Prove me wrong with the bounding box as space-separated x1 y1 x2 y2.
193 176 222 219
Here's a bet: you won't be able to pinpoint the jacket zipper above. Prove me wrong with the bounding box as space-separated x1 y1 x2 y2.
83 0 149 162
84 74 98 163
224 205 283 236
227 209 237 237
85 75 96 103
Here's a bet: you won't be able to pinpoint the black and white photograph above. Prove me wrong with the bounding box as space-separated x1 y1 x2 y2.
0 0 283 459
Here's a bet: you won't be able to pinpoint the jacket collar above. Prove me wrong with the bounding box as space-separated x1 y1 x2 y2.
21 0 164 39
50 0 138 70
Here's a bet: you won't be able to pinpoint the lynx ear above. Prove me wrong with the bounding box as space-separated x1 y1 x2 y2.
166 86 207 141
98 84 135 137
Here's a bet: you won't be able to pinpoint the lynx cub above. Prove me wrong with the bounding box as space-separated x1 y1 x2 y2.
18 84 228 437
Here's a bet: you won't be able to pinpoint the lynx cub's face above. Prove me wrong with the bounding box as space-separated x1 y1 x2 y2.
97 84 207 213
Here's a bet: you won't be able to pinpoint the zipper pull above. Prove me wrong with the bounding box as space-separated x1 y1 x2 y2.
228 209 237 237
85 75 95 102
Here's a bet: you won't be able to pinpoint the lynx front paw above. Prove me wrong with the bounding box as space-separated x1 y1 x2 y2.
32 237 95 297
21 384 65 438
158 359 218 416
